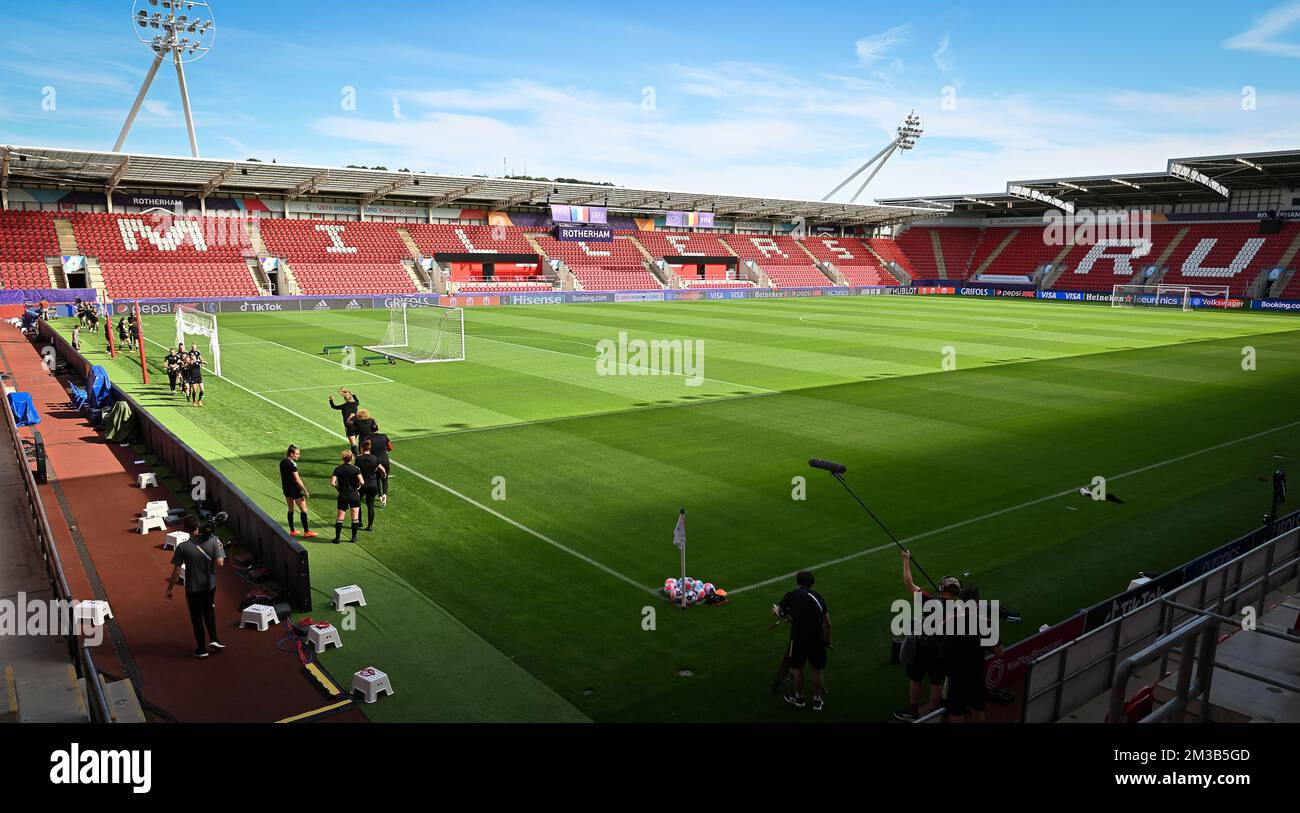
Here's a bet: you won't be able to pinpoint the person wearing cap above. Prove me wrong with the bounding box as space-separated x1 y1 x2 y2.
893 550 962 721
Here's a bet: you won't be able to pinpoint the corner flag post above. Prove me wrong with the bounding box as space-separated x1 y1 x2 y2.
134 302 149 384
673 508 687 609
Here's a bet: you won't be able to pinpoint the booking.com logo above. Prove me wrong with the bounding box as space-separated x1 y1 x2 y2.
0 594 106 647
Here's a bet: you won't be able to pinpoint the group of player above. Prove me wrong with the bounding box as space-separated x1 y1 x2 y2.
279 387 393 545
74 298 101 331
163 343 207 406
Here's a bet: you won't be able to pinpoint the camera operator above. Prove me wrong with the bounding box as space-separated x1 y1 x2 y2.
165 514 227 658
775 570 831 712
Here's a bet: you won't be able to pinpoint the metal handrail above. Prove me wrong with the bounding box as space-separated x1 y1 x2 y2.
1021 523 1300 723
1108 615 1218 723
2 353 114 724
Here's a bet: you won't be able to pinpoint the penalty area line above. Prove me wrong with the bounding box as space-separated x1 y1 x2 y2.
730 417 1300 595
143 334 655 596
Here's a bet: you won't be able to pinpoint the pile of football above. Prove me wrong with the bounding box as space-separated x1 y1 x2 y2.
663 577 726 606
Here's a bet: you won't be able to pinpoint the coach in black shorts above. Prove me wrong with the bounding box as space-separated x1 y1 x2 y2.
330 450 364 544
280 445 316 538
776 570 831 712
356 440 386 532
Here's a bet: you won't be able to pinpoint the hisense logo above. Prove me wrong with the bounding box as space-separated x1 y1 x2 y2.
50 744 151 794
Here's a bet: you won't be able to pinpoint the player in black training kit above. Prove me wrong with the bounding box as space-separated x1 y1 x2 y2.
775 570 832 711
329 388 360 452
280 445 317 539
185 347 205 407
355 440 387 531
164 347 182 395
369 431 392 507
330 450 364 544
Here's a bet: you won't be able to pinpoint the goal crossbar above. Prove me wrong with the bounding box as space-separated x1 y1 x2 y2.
365 299 465 363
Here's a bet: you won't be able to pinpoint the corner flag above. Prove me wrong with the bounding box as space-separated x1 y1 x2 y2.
673 508 686 609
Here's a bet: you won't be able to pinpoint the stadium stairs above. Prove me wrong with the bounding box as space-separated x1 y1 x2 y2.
0 400 92 723
864 238 915 284
718 234 838 288
1057 575 1300 723
798 237 897 286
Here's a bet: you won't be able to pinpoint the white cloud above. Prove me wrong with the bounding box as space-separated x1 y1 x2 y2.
309 61 1300 202
932 34 954 74
855 25 911 67
1224 1 1300 57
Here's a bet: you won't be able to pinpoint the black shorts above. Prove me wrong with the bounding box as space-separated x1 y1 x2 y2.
361 484 379 498
906 643 945 685
942 671 987 716
787 638 827 671
336 492 361 511
283 489 305 501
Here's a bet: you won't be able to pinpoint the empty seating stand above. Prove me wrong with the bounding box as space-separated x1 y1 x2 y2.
68 212 257 299
798 237 895 285
719 234 833 288
0 211 58 289
405 224 537 256
258 219 417 295
532 234 662 290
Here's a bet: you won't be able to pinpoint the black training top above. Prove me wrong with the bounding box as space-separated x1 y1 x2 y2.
352 417 378 441
332 463 362 496
369 433 391 467
280 458 300 492
356 453 381 486
778 587 829 643
331 396 360 426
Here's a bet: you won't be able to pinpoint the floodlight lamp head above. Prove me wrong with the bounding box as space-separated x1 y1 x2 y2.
895 110 924 151
131 0 216 62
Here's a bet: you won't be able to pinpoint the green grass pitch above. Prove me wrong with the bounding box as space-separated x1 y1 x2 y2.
65 296 1300 721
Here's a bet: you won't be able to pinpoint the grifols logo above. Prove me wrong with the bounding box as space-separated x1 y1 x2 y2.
50 743 152 794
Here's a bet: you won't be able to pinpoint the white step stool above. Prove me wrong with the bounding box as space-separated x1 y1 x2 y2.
351 667 393 703
143 500 170 519
72 600 113 626
307 622 342 651
331 584 366 610
239 604 278 632
137 515 166 534
163 531 189 551
137 472 157 488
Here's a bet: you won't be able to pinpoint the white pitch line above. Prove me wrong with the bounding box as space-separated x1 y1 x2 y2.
246 336 395 383
729 417 1300 595
141 335 653 595
254 381 399 395
469 333 776 394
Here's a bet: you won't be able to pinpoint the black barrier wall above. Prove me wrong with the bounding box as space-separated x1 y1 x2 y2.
39 322 312 611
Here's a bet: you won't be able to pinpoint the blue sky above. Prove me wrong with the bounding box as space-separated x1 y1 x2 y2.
2 0 1299 201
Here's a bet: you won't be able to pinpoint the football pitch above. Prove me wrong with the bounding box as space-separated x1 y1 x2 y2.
65 296 1300 722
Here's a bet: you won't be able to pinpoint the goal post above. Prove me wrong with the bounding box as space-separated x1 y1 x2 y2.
1111 283 1232 311
366 297 465 364
175 304 222 376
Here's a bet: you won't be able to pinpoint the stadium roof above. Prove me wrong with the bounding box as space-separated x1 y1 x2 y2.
0 145 933 227
876 148 1300 216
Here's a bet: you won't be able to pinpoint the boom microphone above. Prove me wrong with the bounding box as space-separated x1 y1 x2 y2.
808 459 847 475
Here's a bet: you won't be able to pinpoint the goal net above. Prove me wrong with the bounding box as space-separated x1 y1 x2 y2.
366 298 465 363
1111 283 1232 311
175 304 222 376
